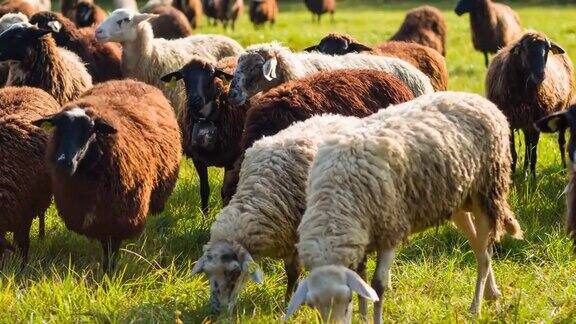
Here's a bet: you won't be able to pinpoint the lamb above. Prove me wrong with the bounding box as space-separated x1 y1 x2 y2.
31 79 182 271
74 0 106 28
304 0 334 23
285 92 524 323
144 5 193 39
0 0 36 18
486 31 574 176
249 0 277 27
0 23 92 106
191 72 414 312
390 5 447 56
304 32 448 91
228 42 434 106
173 0 202 29
0 87 59 260
455 0 522 66
30 12 122 83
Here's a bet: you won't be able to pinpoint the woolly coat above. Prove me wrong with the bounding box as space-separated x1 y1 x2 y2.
46 80 181 241
468 0 521 54
390 5 447 56
249 0 277 26
30 12 122 83
146 5 193 40
0 87 59 253
298 92 521 270
486 32 574 130
173 0 202 29
6 34 92 106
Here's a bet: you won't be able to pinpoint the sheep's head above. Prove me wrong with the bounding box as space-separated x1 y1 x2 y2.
192 240 264 313
75 1 97 27
32 107 117 176
0 12 28 33
510 31 565 86
0 23 51 61
285 265 378 323
95 9 156 43
304 33 372 55
536 106 576 169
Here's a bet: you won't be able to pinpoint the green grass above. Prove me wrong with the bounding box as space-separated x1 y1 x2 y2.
4 1 576 322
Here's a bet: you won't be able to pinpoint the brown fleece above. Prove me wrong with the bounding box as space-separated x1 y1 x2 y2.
146 5 193 39
47 80 181 244
0 0 36 18
30 12 122 83
390 5 447 56
74 1 106 28
468 0 521 54
0 87 59 258
173 0 202 29
249 0 277 26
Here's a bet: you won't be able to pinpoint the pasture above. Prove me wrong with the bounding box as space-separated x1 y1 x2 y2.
2 0 576 322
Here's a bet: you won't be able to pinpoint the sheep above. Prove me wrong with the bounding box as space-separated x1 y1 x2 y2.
285 91 524 323
216 0 243 30
304 0 334 23
0 0 36 18
0 23 92 106
113 0 137 11
249 0 277 27
486 31 574 176
304 32 448 91
173 0 202 29
0 87 59 260
0 12 27 86
144 5 193 40
60 0 89 21
74 0 106 28
201 0 218 26
390 5 446 56
455 0 521 67
228 42 434 106
160 56 248 212
30 12 122 84
191 71 414 312
31 79 182 271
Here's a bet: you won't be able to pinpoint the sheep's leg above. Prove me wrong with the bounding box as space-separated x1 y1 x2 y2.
523 127 539 178
510 130 517 173
468 210 492 316
356 255 368 319
284 254 300 303
484 52 489 67
559 127 567 169
372 249 395 324
101 238 121 273
13 218 32 265
192 159 210 213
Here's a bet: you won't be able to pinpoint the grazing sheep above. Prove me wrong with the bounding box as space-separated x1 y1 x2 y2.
32 80 181 271
455 0 521 66
228 42 433 106
144 5 193 39
161 56 248 212
285 92 524 323
217 0 243 30
113 0 137 11
0 0 36 18
30 12 122 83
304 0 334 23
305 33 448 91
74 0 106 28
486 31 574 176
202 0 218 26
0 23 92 106
390 5 446 56
191 71 413 312
249 0 277 27
0 87 59 260
173 0 202 29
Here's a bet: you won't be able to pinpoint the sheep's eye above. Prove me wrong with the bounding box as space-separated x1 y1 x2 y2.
116 20 123 27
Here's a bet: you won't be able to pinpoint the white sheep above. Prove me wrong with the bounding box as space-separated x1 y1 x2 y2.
285 92 524 323
95 9 244 118
228 42 434 106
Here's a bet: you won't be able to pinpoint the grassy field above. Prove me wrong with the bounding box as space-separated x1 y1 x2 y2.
3 0 576 322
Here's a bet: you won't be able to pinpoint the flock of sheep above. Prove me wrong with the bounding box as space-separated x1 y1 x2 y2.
0 0 574 322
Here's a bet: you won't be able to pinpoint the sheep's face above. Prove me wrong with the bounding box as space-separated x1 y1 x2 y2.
304 36 372 56
29 12 64 35
95 9 154 43
536 107 576 169
454 0 478 16
0 23 51 62
75 2 95 27
512 34 565 86
285 265 379 323
191 241 263 313
229 53 279 106
32 108 117 176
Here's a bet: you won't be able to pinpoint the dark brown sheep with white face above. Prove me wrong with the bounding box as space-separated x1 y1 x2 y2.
305 33 448 91
32 80 182 271
455 0 521 66
144 5 193 39
487 31 574 177
390 5 446 56
0 87 60 261
249 0 277 27
173 0 202 29
161 56 248 211
74 0 106 28
221 69 415 204
304 0 334 23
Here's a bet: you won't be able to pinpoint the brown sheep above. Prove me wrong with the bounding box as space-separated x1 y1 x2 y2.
0 0 36 18
304 0 334 23
487 31 574 177
249 0 277 27
455 0 521 66
61 0 89 21
0 87 59 261
32 80 182 271
173 0 202 29
304 33 448 91
218 0 242 30
74 0 106 28
220 69 415 204
390 5 446 56
144 5 193 39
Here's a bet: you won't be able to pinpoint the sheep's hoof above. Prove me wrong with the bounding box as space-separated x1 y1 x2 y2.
484 287 502 301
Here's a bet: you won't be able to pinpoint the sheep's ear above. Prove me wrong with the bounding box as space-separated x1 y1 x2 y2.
550 42 565 55
284 280 309 320
348 42 372 53
345 268 379 301
303 45 318 52
191 254 207 274
160 70 183 88
32 116 56 131
214 68 233 82
94 118 117 135
241 252 263 284
47 20 61 33
262 57 277 81
535 111 568 133
133 13 158 24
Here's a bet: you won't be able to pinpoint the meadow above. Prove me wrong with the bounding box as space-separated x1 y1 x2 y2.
3 0 576 322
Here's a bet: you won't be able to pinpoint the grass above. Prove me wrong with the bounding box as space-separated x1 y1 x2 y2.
3 0 576 322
